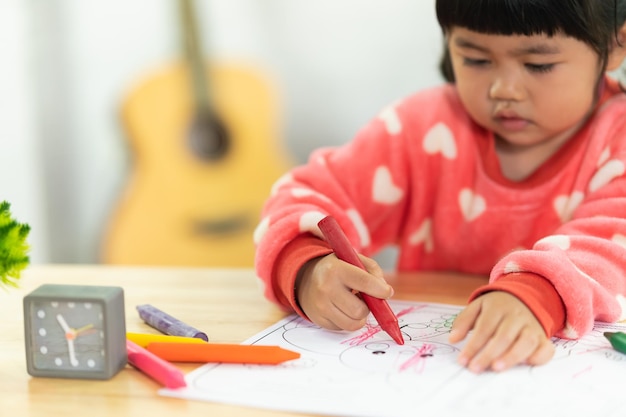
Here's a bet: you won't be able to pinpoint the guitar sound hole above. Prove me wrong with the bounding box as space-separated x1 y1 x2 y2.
187 111 230 161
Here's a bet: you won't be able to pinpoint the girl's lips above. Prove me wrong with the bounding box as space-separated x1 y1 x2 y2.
494 115 530 131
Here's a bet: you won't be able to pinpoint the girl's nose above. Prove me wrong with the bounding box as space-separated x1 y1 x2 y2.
489 75 524 102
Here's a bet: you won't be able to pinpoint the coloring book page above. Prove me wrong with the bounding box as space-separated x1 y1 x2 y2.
160 301 626 417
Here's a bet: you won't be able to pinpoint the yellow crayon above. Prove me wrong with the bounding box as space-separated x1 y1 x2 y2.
127 332 208 348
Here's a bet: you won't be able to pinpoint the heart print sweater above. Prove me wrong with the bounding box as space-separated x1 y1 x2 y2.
254 76 626 340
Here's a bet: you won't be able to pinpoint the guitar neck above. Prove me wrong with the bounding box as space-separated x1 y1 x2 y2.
178 0 211 113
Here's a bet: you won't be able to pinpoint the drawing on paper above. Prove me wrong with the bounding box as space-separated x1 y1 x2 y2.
161 300 626 417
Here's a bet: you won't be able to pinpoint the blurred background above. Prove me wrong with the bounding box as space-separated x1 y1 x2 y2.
1 0 445 266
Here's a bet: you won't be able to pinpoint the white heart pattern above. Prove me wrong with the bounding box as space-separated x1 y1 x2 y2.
299 211 326 238
372 166 403 205
503 261 522 274
612 234 626 249
291 188 315 198
270 172 293 196
379 106 402 135
536 235 571 251
423 123 457 159
589 159 625 193
458 188 486 221
409 219 434 252
253 216 270 245
553 191 584 223
597 147 611 167
560 323 579 339
346 209 371 247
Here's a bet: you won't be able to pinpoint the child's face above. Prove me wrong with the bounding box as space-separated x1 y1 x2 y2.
447 27 602 150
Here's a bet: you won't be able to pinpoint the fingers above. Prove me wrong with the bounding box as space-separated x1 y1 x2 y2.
450 292 555 373
297 254 378 331
449 301 481 344
456 298 511 369
317 258 393 331
465 325 555 373
525 339 555 366
359 255 385 279
307 303 369 331
463 318 527 373
490 329 555 371
305 289 370 332
342 260 394 300
299 276 369 331
328 297 370 331
314 253 393 299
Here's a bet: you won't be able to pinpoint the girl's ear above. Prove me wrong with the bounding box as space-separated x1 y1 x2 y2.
608 22 626 71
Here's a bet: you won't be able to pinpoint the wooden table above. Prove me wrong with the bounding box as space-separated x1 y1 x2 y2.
0 264 487 417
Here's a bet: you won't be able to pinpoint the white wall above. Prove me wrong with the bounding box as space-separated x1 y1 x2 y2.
0 0 48 263
5 0 444 263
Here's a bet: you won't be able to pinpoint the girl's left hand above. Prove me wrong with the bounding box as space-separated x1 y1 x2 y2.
449 291 555 373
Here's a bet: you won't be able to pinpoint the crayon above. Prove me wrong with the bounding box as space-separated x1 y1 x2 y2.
126 340 187 389
318 215 404 345
127 332 208 348
145 342 301 364
136 304 209 341
604 331 626 354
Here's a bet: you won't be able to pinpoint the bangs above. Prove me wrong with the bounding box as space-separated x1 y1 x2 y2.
436 0 589 38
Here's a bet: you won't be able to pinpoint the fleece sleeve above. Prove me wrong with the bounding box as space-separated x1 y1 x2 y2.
272 234 332 316
488 100 626 339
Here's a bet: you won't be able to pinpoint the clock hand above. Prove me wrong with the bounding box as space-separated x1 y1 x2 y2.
57 316 94 337
74 323 94 336
67 338 79 367
56 314 79 367
56 314 73 334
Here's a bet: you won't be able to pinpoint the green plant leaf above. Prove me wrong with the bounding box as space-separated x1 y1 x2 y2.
0 201 31 288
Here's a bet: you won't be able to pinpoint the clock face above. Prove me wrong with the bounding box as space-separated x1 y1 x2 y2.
26 299 107 372
24 284 127 380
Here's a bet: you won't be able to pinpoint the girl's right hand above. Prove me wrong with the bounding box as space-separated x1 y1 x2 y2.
295 253 394 331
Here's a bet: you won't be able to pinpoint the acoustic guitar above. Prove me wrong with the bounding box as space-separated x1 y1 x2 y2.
101 0 292 267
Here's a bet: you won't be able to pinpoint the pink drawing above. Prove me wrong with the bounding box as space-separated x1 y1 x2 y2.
399 343 434 373
342 322 381 346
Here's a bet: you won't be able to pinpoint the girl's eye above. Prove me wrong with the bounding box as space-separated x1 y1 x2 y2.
463 57 490 67
525 63 555 73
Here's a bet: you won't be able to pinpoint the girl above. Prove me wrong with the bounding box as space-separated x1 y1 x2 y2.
254 0 626 373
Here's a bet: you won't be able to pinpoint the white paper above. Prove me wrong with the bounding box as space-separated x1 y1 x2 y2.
160 301 626 417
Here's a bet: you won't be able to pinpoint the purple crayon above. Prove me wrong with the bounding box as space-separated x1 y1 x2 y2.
136 304 209 342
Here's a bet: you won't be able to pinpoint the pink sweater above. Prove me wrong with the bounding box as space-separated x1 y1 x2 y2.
254 77 626 339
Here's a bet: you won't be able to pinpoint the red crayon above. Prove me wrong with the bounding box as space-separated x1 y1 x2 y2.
318 216 404 345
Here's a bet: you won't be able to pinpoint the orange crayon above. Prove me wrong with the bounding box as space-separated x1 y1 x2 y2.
146 342 301 365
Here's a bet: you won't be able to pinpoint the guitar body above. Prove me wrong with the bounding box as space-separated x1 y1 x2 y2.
102 62 292 266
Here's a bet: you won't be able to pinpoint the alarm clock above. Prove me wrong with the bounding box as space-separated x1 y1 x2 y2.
23 284 127 379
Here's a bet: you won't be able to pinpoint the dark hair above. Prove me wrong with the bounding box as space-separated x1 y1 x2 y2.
436 0 626 82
